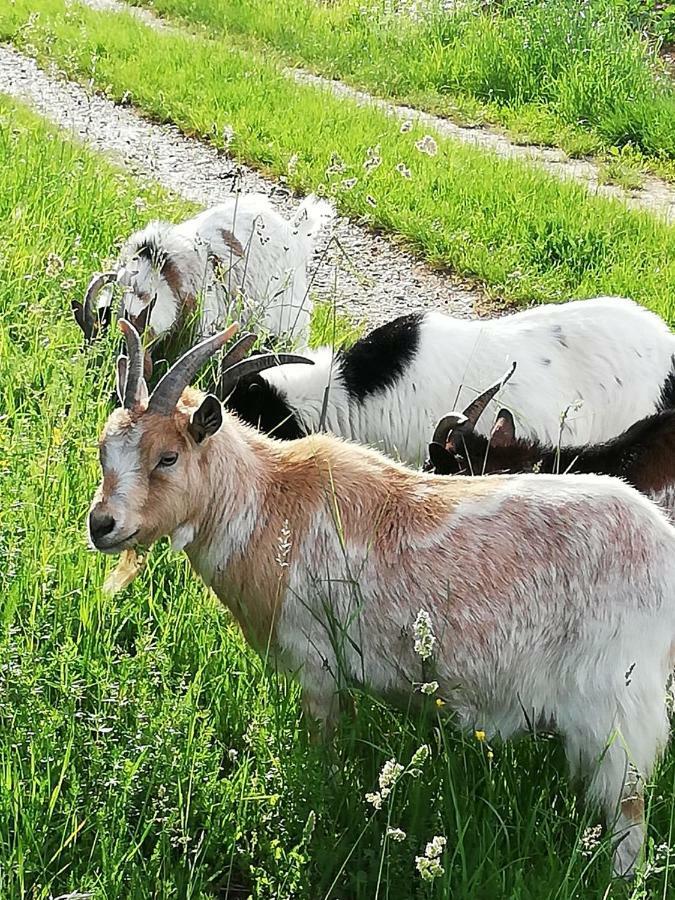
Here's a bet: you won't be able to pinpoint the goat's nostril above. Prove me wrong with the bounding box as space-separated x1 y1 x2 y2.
89 510 116 542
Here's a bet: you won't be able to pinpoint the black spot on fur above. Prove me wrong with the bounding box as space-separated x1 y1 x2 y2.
340 313 423 402
541 357 551 366
614 375 623 387
658 356 675 411
551 324 567 348
129 228 171 271
223 374 305 440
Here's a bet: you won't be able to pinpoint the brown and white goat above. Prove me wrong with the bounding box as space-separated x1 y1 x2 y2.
426 363 675 519
89 321 675 878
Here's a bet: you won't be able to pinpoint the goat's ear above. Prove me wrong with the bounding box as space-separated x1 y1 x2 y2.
116 355 128 405
490 409 516 447
427 442 458 475
189 394 223 444
72 299 86 335
143 350 153 382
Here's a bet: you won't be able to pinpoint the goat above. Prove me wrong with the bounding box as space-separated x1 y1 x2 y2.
72 193 334 350
426 363 675 518
88 318 675 878
219 297 675 464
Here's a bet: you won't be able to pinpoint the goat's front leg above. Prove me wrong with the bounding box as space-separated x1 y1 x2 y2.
298 661 340 742
611 788 645 878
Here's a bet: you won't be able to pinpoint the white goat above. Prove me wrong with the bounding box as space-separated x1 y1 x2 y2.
222 297 675 463
73 193 334 348
89 320 675 879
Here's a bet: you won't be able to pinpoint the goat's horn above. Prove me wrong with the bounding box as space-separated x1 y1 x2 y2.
219 333 258 371
431 412 471 448
219 352 314 398
119 320 147 409
462 361 517 428
148 323 240 414
76 271 117 342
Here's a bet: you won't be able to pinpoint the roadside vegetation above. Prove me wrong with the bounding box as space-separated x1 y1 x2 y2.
5 91 675 900
3 0 675 322
128 0 675 179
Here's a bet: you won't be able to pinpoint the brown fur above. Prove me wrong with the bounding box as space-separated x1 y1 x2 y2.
195 430 503 648
217 229 244 260
620 795 644 824
102 469 118 499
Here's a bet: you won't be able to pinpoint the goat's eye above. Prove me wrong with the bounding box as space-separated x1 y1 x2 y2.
157 451 178 468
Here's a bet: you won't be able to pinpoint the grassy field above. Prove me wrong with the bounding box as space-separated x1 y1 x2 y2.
3 0 675 324
6 89 675 900
4 2 675 897
127 0 675 176
2 91 675 899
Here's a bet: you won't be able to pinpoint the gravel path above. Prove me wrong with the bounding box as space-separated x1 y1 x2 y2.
0 46 478 326
85 0 675 225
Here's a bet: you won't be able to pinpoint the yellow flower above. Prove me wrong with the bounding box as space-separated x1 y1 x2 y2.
487 750 494 761
435 698 445 708
474 730 486 742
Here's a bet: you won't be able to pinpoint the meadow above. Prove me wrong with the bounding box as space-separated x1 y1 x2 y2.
3 0 675 897
128 0 675 176
0 92 675 900
2 0 675 320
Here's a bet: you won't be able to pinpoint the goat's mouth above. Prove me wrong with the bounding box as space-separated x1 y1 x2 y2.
93 529 140 554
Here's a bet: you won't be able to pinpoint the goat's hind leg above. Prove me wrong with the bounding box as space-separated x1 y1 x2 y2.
564 694 667 879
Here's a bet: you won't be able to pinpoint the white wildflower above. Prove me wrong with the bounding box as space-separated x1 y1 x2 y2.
420 681 438 695
387 827 407 842
400 119 413 133
415 134 438 157
416 855 444 881
365 791 383 810
413 610 436 660
341 177 358 191
378 758 404 798
326 151 346 176
416 833 446 881
222 124 235 147
409 744 430 769
363 145 382 173
228 748 239 762
396 162 412 178
45 253 64 277
425 835 446 859
275 519 292 569
580 824 602 857
287 153 299 175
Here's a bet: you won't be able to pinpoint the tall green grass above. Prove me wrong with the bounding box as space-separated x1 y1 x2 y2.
129 0 675 162
3 94 675 899
4 0 675 322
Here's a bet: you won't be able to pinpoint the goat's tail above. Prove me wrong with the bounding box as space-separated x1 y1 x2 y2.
293 195 336 242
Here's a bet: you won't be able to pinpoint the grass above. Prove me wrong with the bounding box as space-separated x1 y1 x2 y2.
3 92 675 900
3 0 675 324
126 0 675 176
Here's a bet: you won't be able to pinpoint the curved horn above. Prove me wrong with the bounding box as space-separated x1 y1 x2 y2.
219 333 258 372
431 412 471 449
74 271 117 342
219 352 314 398
462 361 517 428
118 319 147 409
148 323 240 414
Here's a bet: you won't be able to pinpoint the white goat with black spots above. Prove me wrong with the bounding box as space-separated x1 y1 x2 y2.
222 296 675 465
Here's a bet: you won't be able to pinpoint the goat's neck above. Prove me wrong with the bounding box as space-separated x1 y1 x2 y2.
183 427 301 648
185 427 264 579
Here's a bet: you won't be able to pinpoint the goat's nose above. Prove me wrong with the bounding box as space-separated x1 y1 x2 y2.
89 508 116 544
